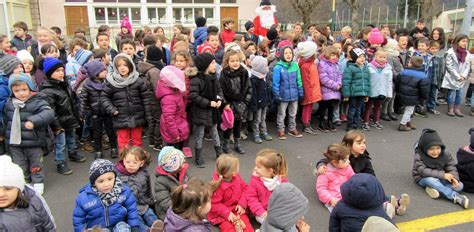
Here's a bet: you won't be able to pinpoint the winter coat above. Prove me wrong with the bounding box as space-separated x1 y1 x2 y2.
299 57 322 105
65 58 82 87
342 63 371 98
155 83 189 144
115 162 155 215
317 151 376 177
193 27 208 52
189 72 224 126
101 78 152 129
0 74 9 122
219 66 252 121
272 60 304 102
2 93 55 147
394 68 430 106
412 151 459 183
79 78 108 117
72 183 140 232
40 78 80 131
220 28 235 46
10 35 35 51
316 164 355 204
329 174 394 232
441 48 471 90
163 208 212 232
208 172 248 225
246 174 288 217
387 56 403 79
33 69 47 89
137 61 161 94
427 55 446 86
154 163 189 220
319 58 343 100
0 185 56 232
249 74 271 112
368 63 393 98
456 147 474 193
72 66 88 95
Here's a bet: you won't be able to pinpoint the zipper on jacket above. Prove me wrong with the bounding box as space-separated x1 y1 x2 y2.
100 201 110 227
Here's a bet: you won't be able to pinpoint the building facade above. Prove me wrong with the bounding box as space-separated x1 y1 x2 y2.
0 0 34 37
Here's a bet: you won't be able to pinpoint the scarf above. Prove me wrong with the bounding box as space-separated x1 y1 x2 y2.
199 72 220 124
261 175 281 191
418 149 449 171
93 177 123 207
370 60 387 70
106 68 140 88
220 66 250 102
10 98 27 145
455 47 467 64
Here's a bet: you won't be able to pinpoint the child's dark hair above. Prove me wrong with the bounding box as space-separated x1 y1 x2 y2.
357 27 372 40
50 26 61 35
134 29 145 44
243 41 256 51
120 38 136 50
74 27 86 35
416 37 430 48
324 143 350 162
409 56 424 69
342 130 366 147
233 34 243 43
119 146 151 167
69 38 88 53
181 27 191 36
14 191 29 209
92 48 107 59
210 154 239 192
171 178 211 222
96 32 109 42
343 43 354 59
98 25 110 33
255 149 288 177
207 26 219 34
429 27 446 49
153 26 164 34
114 56 134 73
0 34 7 44
143 35 157 46
315 35 327 47
452 34 469 49
41 44 59 55
207 32 218 41
13 21 28 31
222 18 234 27
307 23 316 30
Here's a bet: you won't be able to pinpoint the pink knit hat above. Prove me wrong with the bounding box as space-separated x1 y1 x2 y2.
368 28 384 45
276 40 293 58
220 108 234 131
120 16 132 34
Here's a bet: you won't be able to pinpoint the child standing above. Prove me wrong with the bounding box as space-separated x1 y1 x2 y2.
1 34 15 56
363 50 393 130
194 17 208 53
316 143 354 212
219 50 251 154
66 47 92 88
273 44 304 139
297 41 322 135
244 21 259 45
209 154 254 232
16 50 35 79
426 41 444 115
73 159 141 231
441 34 471 117
96 32 118 65
163 178 212 232
220 18 236 46
246 149 289 224
413 129 469 209
10 21 35 52
249 55 272 144
102 54 152 150
2 74 54 194
120 39 142 68
381 39 403 121
115 146 158 231
456 128 474 193
40 57 85 175
0 155 56 231
154 146 189 219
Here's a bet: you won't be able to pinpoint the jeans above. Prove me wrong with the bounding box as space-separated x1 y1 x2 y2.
447 89 462 105
347 97 365 129
10 147 44 183
470 88 474 108
194 124 220 149
277 101 298 131
318 100 338 126
400 106 415 125
418 177 464 200
55 129 77 162
102 221 131 232
92 115 117 152
138 208 158 232
382 91 396 114
426 85 438 110
253 107 268 135
333 101 340 122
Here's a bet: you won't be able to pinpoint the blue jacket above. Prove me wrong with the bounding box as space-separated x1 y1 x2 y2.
72 183 140 232
0 73 9 123
329 173 395 232
193 27 208 52
272 60 304 102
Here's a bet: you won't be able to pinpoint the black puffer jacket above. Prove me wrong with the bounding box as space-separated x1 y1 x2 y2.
101 77 152 129
1 93 55 147
40 78 80 130
456 147 474 193
250 74 271 112
189 72 224 126
79 78 108 117
394 67 430 106
219 66 252 120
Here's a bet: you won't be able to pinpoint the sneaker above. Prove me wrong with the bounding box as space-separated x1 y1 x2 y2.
334 120 342 126
183 147 193 158
254 135 263 144
362 123 370 131
438 99 447 105
384 202 396 219
373 122 383 130
380 113 391 121
150 220 164 232
396 194 411 215
398 124 411 132
453 193 469 209
317 125 329 133
153 144 162 152
425 187 440 199
427 108 441 115
414 111 428 118
69 152 86 163
340 114 348 122
288 129 303 138
81 141 95 153
33 183 44 195
277 131 287 140
261 133 273 141
57 161 73 175
303 126 318 135
110 149 118 159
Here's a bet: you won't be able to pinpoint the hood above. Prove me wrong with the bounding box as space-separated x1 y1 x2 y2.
84 78 105 90
155 83 176 100
138 61 155 74
416 129 446 155
107 54 140 88
456 147 474 165
164 208 210 231
341 173 385 209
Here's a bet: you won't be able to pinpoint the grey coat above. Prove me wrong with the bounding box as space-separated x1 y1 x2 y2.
412 152 459 183
154 172 189 220
441 48 471 90
116 167 155 215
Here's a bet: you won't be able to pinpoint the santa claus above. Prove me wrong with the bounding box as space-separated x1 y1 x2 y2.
253 0 278 38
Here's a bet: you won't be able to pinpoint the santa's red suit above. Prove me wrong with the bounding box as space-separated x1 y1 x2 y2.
253 0 278 37
253 15 278 37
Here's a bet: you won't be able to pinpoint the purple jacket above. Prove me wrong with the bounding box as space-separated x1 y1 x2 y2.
163 208 212 232
319 58 342 101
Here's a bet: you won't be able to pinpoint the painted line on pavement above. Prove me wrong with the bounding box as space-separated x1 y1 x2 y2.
396 209 474 232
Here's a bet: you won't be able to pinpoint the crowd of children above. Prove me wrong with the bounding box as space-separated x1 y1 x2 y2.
0 3 473 230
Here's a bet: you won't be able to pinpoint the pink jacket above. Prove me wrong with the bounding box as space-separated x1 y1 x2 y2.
155 83 189 144
208 172 248 225
316 164 354 204
246 174 288 217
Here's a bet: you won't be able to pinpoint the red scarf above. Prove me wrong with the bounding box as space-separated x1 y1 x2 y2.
455 47 467 63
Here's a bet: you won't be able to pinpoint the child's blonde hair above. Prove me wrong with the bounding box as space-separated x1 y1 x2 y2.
171 50 193 66
37 26 63 49
342 130 366 147
324 144 350 162
118 146 152 167
323 45 339 59
171 178 211 222
210 154 239 192
222 49 242 70
256 149 288 178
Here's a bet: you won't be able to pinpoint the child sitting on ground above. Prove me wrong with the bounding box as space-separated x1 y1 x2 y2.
456 128 474 193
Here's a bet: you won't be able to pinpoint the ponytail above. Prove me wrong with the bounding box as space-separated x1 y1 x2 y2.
210 175 223 193
276 153 288 178
171 178 211 222
209 154 239 193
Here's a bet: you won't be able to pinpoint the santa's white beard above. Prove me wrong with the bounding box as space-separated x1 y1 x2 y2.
256 5 276 29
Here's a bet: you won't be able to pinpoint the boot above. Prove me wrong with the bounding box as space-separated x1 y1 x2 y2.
110 149 118 159
406 122 416 130
328 120 337 132
380 113 391 121
447 105 455 116
69 151 86 163
222 139 232 154
57 161 73 175
234 138 246 154
388 112 399 121
398 124 411 131
215 146 223 158
454 105 464 117
95 152 103 160
194 148 205 168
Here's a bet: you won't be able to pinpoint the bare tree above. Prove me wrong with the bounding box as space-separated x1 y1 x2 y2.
290 0 323 27
344 0 361 32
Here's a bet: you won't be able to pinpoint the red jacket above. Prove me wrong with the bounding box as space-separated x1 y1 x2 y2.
245 174 288 217
220 28 235 46
299 57 322 105
208 172 248 225
253 16 278 37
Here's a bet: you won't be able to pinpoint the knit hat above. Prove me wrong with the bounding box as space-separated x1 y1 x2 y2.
297 41 317 59
160 65 186 93
221 108 235 131
362 216 400 232
469 128 474 151
158 146 185 173
75 49 93 66
193 53 215 72
215 48 225 65
260 0 272 6
0 155 26 191
195 16 207 27
266 28 278 41
368 28 385 45
8 73 35 91
250 55 269 79
42 57 64 78
224 42 243 53
0 53 21 77
16 50 34 63
146 45 164 62
84 60 106 78
350 48 366 62
120 16 132 34
382 39 400 57
276 40 293 58
89 159 116 185
245 21 254 31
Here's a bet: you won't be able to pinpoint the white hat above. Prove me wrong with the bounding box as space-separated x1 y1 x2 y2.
17 50 34 63
297 41 317 59
0 155 25 191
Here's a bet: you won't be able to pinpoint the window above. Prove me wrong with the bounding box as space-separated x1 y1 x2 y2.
148 8 166 24
183 8 193 23
194 8 203 17
173 8 214 24
173 8 182 23
108 8 118 24
94 7 142 26
205 8 214 20
172 0 212 3
131 8 141 24
147 0 166 2
119 8 129 19
220 0 236 3
95 7 106 24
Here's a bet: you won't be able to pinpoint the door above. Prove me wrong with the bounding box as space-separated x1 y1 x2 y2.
220 7 238 32
65 6 89 36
